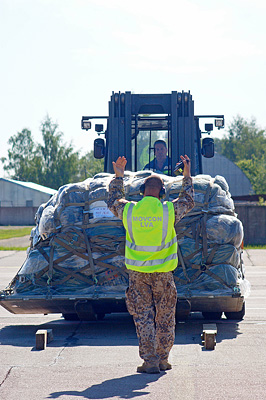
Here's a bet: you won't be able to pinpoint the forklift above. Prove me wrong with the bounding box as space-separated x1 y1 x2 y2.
81 91 224 174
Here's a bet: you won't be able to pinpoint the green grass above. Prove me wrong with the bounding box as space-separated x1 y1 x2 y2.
244 245 266 249
0 227 33 240
0 246 28 251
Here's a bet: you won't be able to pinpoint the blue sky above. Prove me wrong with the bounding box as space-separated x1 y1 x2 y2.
1 0 266 176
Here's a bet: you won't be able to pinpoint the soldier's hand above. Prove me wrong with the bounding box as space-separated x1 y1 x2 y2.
180 155 191 178
112 156 127 177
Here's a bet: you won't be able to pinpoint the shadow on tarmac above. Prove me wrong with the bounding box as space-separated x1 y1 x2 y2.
175 313 243 345
47 372 164 399
0 312 242 349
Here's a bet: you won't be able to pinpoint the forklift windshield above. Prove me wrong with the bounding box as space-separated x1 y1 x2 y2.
131 115 171 174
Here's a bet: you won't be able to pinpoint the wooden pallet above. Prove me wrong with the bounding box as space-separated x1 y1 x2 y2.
35 329 53 350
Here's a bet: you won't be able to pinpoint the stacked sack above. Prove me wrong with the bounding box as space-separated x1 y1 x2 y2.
167 175 249 297
5 171 250 299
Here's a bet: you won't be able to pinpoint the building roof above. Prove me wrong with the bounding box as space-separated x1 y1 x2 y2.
202 152 254 197
0 178 57 195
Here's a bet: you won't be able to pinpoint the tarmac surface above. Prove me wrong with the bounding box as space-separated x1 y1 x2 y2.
0 249 265 400
0 235 30 248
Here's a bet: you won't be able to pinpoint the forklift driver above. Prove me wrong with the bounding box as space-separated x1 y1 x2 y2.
143 140 171 175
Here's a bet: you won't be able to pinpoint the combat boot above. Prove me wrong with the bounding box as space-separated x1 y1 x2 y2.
159 361 172 371
137 362 160 374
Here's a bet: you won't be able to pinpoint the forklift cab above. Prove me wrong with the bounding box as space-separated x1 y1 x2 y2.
81 91 224 176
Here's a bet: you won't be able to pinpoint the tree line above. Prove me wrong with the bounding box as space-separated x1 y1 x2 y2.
1 116 104 189
215 115 266 194
2 114 266 194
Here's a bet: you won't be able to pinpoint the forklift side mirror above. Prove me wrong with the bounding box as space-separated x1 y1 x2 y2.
201 137 214 158
94 138 105 159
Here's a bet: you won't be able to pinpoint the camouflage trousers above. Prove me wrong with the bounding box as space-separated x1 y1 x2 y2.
125 270 177 365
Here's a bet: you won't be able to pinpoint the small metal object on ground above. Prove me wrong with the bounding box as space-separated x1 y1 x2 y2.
35 329 53 350
201 324 217 350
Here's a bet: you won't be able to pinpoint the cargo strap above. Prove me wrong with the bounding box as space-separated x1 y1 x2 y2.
177 246 190 283
26 220 128 292
82 228 97 283
174 179 237 289
13 177 239 296
176 243 235 290
25 244 95 289
47 238 55 290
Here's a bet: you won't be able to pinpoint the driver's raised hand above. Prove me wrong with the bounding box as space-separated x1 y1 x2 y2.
180 155 191 178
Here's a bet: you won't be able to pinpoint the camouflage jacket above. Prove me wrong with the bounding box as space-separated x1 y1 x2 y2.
107 176 194 224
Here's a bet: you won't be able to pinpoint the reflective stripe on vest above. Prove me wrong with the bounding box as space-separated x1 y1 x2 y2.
123 197 178 273
126 236 177 252
125 253 177 267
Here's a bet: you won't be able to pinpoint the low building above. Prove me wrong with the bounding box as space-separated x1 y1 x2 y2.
0 178 57 225
202 153 266 245
202 152 254 197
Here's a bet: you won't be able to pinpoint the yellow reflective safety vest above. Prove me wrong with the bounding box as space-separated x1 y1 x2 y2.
123 196 178 273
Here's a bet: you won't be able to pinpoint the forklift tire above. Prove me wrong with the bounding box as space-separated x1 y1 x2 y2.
202 311 223 320
96 313 105 321
225 302 245 320
175 299 191 321
62 313 80 321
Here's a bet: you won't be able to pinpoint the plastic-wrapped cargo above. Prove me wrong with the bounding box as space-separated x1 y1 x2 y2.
4 172 250 301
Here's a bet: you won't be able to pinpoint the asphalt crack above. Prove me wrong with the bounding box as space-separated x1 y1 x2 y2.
0 366 13 387
245 249 255 266
49 322 82 366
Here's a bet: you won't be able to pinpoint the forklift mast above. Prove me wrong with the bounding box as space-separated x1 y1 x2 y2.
81 91 224 176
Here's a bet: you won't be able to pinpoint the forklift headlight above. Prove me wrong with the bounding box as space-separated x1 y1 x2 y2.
215 119 224 128
81 119 91 131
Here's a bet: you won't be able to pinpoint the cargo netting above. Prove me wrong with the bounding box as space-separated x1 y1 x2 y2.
3 171 250 299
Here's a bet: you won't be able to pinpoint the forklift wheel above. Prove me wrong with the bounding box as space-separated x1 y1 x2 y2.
62 313 80 321
175 299 191 321
224 302 245 320
202 311 223 320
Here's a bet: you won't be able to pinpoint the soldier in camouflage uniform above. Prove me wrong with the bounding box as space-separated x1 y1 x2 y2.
107 155 194 374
